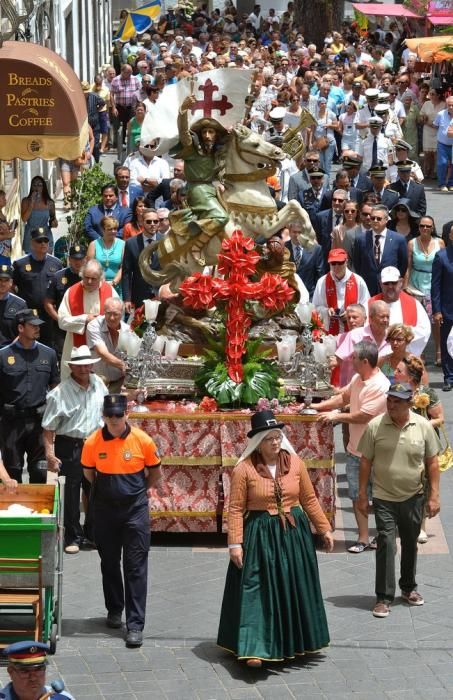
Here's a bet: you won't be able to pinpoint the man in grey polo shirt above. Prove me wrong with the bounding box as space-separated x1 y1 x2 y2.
86 297 129 393
357 383 440 618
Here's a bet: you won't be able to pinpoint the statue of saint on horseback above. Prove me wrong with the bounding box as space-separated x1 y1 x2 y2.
169 95 229 265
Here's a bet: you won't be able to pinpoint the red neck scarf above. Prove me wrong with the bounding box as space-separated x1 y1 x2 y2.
67 281 113 347
325 272 359 335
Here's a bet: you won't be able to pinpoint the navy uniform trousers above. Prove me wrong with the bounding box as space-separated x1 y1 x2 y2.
94 495 150 631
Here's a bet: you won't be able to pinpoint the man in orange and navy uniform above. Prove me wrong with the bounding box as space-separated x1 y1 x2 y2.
81 394 162 648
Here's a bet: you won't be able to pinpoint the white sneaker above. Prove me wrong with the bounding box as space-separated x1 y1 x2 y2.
65 543 80 554
418 530 428 544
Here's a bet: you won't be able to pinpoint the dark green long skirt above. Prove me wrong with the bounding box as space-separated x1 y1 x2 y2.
217 507 330 661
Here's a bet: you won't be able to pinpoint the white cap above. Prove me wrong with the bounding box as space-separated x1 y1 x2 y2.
269 106 286 121
380 266 401 284
375 103 390 113
365 88 379 99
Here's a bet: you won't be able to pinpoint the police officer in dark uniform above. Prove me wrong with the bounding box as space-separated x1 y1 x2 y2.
0 641 74 700
81 394 162 648
0 309 59 483
0 265 26 348
13 227 62 347
43 244 87 360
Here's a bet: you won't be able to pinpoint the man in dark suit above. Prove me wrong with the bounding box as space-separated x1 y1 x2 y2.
287 151 329 202
363 164 399 210
314 189 348 265
352 204 408 296
285 222 325 299
319 169 362 210
342 154 372 193
390 160 427 217
114 166 143 209
122 209 162 313
432 239 453 391
84 184 132 241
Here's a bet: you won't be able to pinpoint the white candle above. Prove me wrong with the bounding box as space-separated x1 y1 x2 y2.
165 339 181 360
312 342 327 364
144 299 161 321
128 333 142 358
276 341 292 363
323 335 337 357
152 335 166 354
298 303 312 325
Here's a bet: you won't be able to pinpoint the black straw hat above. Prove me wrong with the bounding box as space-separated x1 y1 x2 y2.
247 410 285 438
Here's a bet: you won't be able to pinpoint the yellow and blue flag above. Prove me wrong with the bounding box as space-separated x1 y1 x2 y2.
114 1 162 41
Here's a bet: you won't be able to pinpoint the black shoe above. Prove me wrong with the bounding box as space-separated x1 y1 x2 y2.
442 383 452 392
125 629 143 647
106 612 122 629
79 538 97 550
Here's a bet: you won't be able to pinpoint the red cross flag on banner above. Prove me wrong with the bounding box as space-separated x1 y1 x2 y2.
140 69 251 155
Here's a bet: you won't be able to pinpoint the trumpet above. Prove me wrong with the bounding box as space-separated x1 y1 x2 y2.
281 108 317 160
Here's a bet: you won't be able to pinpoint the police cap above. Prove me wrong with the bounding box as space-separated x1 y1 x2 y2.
69 244 87 259
16 308 44 326
3 640 48 668
103 394 128 416
31 227 49 242
0 264 13 279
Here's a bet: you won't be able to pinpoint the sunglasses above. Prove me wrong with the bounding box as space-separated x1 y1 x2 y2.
332 198 345 203
144 219 158 224
306 159 320 163
330 261 345 266
371 216 385 221
105 412 125 418
419 223 433 229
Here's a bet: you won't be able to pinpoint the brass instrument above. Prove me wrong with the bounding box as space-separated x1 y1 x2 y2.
281 108 317 160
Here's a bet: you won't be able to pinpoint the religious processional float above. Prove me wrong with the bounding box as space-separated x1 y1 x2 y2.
116 70 336 413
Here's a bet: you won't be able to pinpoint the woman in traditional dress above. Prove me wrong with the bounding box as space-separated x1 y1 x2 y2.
87 216 125 297
217 410 333 667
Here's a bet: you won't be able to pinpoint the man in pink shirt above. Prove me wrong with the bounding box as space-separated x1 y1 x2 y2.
335 300 391 370
317 340 390 553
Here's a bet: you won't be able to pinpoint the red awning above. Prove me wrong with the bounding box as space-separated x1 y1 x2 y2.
352 3 421 18
428 14 453 23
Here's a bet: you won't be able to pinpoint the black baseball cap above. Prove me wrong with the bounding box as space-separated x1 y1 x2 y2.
31 227 49 241
0 264 13 279
387 383 413 400
69 244 87 259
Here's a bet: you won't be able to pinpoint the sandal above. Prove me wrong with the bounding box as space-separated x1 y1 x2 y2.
369 537 377 549
348 541 369 554
435 354 442 367
246 658 262 668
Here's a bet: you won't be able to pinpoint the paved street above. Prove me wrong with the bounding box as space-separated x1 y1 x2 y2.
2 176 453 698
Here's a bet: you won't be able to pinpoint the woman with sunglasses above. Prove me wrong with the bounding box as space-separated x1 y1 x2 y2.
406 215 444 365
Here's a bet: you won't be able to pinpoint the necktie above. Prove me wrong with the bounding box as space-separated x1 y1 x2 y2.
374 234 381 265
335 215 341 226
121 191 128 207
105 208 112 215
372 136 378 166
145 237 154 245
294 245 302 267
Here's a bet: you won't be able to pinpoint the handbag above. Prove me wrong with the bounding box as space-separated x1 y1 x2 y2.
313 135 329 151
438 423 453 472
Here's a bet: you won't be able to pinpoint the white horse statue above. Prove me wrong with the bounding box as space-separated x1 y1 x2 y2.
139 124 316 291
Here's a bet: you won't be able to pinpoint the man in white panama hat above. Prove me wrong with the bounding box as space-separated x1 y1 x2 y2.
42 345 108 554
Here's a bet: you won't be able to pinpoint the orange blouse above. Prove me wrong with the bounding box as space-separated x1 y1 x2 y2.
227 453 331 545
123 222 143 240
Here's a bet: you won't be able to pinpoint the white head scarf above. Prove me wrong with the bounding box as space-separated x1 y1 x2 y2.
238 428 297 464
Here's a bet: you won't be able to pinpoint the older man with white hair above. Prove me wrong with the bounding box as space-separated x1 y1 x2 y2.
58 259 119 378
86 297 130 393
